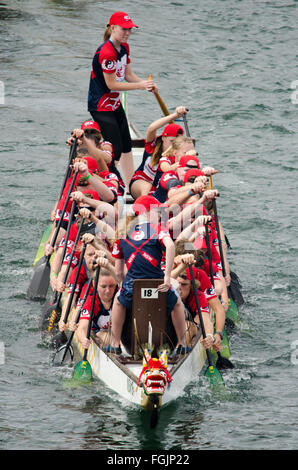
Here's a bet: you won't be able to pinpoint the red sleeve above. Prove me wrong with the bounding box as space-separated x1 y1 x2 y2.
80 293 99 321
99 42 117 74
160 171 180 190
112 239 124 259
144 140 156 154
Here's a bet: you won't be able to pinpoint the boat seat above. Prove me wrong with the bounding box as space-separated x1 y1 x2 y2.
121 279 176 359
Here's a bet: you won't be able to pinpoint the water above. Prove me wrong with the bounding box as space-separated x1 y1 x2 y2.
1 0 298 451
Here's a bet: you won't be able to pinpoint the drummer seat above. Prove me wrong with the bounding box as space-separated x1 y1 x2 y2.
121 279 177 359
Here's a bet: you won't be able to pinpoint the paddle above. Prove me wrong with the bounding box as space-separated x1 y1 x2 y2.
148 74 173 120
53 276 93 366
188 265 224 386
189 265 224 385
182 113 191 138
58 137 78 202
204 222 234 370
51 236 88 347
72 263 101 382
27 170 78 301
43 215 85 333
42 199 76 322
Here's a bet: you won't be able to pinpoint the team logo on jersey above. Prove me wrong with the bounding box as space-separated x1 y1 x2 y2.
112 244 120 255
130 230 145 241
102 59 116 72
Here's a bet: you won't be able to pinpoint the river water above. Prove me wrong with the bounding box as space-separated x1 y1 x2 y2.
1 0 298 452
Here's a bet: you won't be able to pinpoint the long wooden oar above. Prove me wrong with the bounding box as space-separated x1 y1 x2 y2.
53 276 93 366
148 74 173 121
27 170 78 301
72 264 101 382
50 237 88 348
188 265 224 386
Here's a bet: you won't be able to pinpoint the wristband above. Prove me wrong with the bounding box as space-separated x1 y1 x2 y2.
50 272 58 280
81 173 91 181
188 189 194 197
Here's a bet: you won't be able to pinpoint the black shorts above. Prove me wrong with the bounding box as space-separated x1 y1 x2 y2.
90 104 132 161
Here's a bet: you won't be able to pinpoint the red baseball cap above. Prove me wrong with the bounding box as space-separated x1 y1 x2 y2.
81 120 101 132
82 189 100 201
109 11 138 28
133 195 167 216
178 155 200 168
82 156 99 173
162 123 184 138
193 235 207 250
183 169 204 183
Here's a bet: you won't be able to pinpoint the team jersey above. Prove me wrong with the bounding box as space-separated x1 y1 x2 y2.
158 154 175 171
80 286 116 333
186 266 218 301
88 40 130 112
130 141 158 186
152 171 182 203
67 261 90 295
184 289 209 318
112 221 170 280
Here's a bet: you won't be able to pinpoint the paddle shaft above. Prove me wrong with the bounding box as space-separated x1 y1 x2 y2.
148 74 173 120
49 170 78 255
212 199 226 278
188 265 214 368
62 241 87 325
48 217 85 331
182 113 191 138
58 138 78 201
60 276 93 364
204 222 215 287
83 264 101 361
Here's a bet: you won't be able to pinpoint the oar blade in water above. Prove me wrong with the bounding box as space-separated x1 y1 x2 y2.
205 364 225 387
73 360 92 382
52 344 74 366
27 256 50 301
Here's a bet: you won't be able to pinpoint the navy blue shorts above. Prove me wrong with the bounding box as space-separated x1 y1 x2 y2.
117 278 178 316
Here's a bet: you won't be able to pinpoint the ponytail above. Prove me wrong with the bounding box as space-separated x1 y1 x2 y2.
104 24 112 41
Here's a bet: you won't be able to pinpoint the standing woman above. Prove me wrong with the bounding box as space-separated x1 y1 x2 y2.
88 11 157 186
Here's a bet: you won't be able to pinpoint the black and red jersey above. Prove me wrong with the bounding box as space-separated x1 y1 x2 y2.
88 40 130 112
112 221 170 280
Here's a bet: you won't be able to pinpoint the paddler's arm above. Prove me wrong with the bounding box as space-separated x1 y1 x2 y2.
157 236 175 292
166 179 207 207
207 297 226 352
76 318 92 350
145 106 188 142
73 161 115 203
104 68 157 92
114 259 125 284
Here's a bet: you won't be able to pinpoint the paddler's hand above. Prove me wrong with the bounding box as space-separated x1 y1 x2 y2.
71 190 85 203
180 253 195 266
79 207 92 219
201 189 219 203
68 320 78 332
55 278 66 293
138 79 157 92
202 166 218 176
95 256 109 268
81 233 95 244
175 106 188 117
58 318 68 333
44 243 54 257
190 180 206 194
73 161 89 177
157 276 171 292
81 337 92 349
